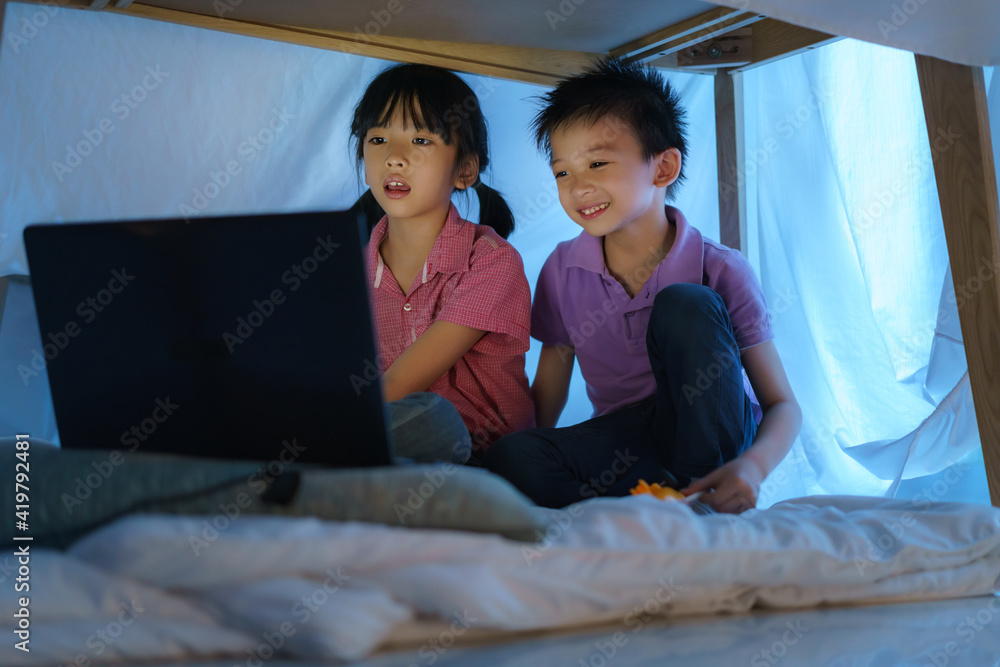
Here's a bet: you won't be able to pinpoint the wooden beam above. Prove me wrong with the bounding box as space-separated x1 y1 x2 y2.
728 18 839 72
915 55 1000 508
611 12 764 62
715 70 746 254
676 28 752 69
284 24 596 85
15 0 597 86
11 0 93 9
123 3 596 86
648 18 838 73
612 7 750 59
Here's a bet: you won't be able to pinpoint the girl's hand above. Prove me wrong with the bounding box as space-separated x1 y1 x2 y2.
382 320 486 402
681 456 765 514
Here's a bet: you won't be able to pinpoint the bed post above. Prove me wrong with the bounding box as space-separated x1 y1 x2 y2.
915 56 1000 507
715 70 747 255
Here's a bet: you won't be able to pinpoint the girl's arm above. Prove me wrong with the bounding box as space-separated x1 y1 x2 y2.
381 320 486 402
682 340 801 513
532 344 575 428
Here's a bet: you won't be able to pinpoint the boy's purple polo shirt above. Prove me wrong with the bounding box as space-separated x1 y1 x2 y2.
532 206 773 419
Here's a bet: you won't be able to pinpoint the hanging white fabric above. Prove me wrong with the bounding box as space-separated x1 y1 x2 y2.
750 40 994 506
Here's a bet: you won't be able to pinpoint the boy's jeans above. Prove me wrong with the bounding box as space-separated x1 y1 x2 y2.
483 283 757 508
387 392 471 464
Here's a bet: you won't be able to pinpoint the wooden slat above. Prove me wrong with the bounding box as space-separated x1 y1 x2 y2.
15 0 597 86
915 55 1000 507
13 0 91 9
715 70 746 253
289 25 596 84
627 12 763 64
121 3 596 86
729 18 839 72
675 28 752 69
611 6 749 59
648 19 837 73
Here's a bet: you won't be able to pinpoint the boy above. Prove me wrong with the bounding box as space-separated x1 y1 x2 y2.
483 58 801 513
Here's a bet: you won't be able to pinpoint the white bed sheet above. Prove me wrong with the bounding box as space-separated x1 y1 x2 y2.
2 494 998 665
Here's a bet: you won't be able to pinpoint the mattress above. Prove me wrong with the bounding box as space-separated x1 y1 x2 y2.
4 493 999 666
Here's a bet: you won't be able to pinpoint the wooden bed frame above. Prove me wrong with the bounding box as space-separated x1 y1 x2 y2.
3 0 997 506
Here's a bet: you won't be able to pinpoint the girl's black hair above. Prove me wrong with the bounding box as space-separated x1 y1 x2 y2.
532 57 689 200
349 64 514 239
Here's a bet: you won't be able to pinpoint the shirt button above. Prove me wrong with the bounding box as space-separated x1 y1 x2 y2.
403 303 412 311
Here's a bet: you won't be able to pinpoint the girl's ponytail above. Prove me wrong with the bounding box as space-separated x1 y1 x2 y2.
472 181 515 240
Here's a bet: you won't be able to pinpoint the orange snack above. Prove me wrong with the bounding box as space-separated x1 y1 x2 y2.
630 479 685 501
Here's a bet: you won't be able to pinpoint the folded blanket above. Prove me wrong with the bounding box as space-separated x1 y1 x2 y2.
2 494 997 665
0 438 546 548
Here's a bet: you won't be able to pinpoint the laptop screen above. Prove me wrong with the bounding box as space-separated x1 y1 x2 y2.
23 210 393 467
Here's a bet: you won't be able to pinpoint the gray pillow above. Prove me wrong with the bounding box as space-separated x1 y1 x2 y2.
1 438 546 548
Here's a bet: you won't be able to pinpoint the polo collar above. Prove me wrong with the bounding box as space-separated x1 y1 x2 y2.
369 203 473 288
564 205 704 291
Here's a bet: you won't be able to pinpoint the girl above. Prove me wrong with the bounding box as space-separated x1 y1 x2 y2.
349 63 534 464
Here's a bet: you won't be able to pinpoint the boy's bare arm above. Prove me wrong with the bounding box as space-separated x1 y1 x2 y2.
381 321 486 402
738 340 802 476
682 340 802 513
532 344 576 428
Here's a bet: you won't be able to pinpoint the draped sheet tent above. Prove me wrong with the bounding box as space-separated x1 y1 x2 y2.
0 0 997 506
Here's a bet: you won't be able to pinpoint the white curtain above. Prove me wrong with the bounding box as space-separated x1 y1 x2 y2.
747 39 995 506
0 4 719 438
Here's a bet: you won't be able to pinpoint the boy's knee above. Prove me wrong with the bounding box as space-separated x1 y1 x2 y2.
650 284 729 345
482 431 545 473
653 283 723 319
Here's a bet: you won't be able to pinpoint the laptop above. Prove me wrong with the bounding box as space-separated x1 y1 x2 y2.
22 210 394 467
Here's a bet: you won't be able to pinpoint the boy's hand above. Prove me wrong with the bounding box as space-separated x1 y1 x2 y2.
681 456 765 514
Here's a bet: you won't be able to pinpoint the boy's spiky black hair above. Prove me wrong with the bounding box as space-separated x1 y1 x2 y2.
532 57 689 198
